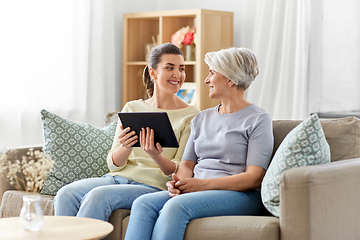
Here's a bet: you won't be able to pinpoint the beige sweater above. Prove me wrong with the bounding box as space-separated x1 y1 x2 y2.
106 99 200 190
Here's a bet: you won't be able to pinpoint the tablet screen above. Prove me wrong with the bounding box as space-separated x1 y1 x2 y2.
118 112 179 148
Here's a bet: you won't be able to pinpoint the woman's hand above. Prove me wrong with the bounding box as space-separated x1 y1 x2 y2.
166 173 181 197
139 127 163 157
119 125 138 148
111 125 137 167
166 173 206 196
139 127 175 175
175 177 208 194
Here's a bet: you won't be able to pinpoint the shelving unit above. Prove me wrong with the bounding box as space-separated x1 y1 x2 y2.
122 9 233 110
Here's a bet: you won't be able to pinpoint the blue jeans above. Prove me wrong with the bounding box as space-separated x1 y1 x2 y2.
124 189 262 240
54 174 161 221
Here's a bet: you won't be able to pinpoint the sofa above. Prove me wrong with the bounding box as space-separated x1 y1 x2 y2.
1 114 360 240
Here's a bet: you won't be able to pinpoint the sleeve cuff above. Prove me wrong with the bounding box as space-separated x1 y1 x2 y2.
107 152 126 172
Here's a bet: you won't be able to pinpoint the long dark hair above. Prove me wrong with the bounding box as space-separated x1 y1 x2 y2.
143 43 183 97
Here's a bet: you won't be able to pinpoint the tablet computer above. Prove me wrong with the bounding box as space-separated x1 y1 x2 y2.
117 112 179 148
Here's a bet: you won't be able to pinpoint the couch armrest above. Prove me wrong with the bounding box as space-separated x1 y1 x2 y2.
280 158 360 240
0 146 43 204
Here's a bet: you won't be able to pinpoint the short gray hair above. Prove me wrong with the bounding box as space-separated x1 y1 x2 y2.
204 47 259 90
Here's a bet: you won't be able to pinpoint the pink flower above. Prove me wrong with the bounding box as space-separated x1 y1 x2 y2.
171 31 185 47
171 26 196 48
183 32 194 45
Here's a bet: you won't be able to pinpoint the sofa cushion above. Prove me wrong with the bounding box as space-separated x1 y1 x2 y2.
108 209 131 240
185 216 279 240
319 117 360 161
119 215 279 240
262 114 331 217
272 116 360 161
40 109 117 196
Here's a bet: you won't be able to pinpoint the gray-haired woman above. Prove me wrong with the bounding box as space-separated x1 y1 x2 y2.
124 47 274 240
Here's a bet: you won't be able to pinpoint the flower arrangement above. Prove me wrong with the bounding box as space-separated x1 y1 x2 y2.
0 148 54 192
171 26 196 49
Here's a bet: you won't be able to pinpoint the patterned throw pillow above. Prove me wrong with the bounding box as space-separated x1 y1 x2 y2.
40 109 117 196
261 114 331 217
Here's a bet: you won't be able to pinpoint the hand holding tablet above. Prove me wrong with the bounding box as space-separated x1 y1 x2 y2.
118 112 179 148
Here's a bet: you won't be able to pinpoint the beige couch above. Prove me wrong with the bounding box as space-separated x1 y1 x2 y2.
1 116 360 240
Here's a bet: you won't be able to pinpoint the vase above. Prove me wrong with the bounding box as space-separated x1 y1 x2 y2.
185 44 195 61
19 194 44 231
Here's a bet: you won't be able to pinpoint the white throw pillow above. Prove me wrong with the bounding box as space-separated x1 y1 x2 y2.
261 114 331 217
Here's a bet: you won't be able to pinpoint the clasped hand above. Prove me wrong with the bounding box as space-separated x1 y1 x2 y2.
166 173 205 197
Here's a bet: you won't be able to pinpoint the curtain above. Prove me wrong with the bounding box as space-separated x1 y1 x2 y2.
0 0 117 148
244 0 310 120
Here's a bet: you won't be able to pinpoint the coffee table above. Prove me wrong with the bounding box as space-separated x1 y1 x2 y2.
0 216 114 240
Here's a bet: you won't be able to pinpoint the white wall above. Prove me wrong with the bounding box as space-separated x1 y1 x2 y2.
114 0 360 115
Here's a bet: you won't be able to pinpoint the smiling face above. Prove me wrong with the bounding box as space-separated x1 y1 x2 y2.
150 54 186 96
204 68 230 99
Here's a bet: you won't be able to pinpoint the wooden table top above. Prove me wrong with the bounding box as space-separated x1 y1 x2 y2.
0 216 114 240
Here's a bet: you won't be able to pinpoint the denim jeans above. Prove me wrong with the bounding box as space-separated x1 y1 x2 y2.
54 174 161 221
124 189 262 240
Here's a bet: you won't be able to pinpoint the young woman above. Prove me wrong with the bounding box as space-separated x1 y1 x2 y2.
54 43 200 221
124 47 274 240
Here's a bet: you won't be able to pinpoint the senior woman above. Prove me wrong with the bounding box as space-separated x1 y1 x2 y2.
124 47 274 240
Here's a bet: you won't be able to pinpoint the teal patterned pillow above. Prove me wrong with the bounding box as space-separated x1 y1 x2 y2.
261 114 330 217
40 109 117 196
